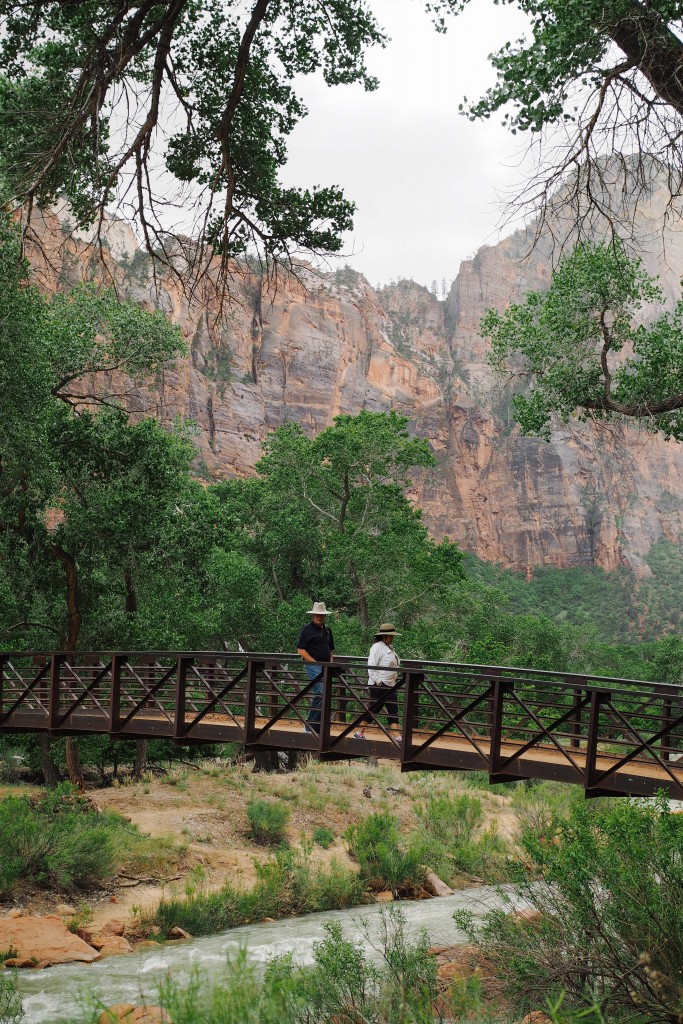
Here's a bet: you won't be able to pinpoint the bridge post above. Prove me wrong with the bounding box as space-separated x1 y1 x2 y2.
244 658 264 746
174 656 192 740
0 654 5 725
109 654 125 734
656 686 673 762
48 653 65 732
401 669 424 763
568 682 586 749
585 688 611 793
318 664 335 754
489 678 513 778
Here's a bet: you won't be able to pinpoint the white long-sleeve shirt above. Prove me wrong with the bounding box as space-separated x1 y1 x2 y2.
367 641 400 686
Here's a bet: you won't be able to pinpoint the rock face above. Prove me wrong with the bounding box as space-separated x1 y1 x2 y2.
28 176 683 574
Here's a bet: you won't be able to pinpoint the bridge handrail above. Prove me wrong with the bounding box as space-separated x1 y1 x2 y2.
1 649 682 699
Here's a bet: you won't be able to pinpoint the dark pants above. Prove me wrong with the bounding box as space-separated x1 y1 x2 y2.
360 684 399 727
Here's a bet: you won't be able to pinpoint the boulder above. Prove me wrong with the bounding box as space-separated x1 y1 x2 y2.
167 926 192 940
423 868 454 897
98 1007 172 1024
92 936 133 956
99 919 126 937
6 910 23 919
426 945 484 988
55 905 76 917
0 916 99 967
375 891 393 903
134 940 163 950
509 908 544 926
2 958 36 969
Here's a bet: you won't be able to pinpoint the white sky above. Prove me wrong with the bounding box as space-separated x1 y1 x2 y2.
281 0 530 289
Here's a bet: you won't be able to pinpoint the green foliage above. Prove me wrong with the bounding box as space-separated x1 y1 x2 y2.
0 971 23 1024
0 0 391 268
0 784 177 893
312 825 335 849
152 844 366 937
458 797 683 1023
346 811 425 893
246 799 290 845
483 241 679 439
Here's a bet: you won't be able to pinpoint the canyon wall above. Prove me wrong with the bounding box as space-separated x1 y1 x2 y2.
30 180 683 577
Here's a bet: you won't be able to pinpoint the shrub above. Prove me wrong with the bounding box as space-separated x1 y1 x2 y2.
346 812 425 893
0 971 23 1024
311 825 334 849
246 799 290 845
0 784 180 894
420 792 483 844
455 796 683 1024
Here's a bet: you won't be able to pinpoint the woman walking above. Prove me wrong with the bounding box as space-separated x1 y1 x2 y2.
354 623 402 744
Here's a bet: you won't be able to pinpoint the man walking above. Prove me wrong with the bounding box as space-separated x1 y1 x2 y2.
297 601 334 734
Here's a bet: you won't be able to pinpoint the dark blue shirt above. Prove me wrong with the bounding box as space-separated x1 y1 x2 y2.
297 622 335 662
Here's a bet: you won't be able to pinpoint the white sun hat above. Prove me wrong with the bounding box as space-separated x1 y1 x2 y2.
307 601 332 615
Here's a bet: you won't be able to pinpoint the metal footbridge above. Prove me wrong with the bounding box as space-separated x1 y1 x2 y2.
1 651 682 798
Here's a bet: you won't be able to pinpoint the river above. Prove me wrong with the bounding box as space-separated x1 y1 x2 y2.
15 885 525 1023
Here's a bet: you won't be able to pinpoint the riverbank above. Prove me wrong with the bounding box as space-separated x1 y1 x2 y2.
0 756 532 940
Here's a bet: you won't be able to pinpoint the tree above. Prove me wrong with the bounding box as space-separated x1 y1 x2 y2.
433 0 683 239
242 411 466 631
0 0 401 292
483 239 683 440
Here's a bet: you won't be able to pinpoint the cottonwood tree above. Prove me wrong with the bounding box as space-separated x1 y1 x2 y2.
483 240 683 440
430 0 683 242
0 0 396 293
245 411 464 630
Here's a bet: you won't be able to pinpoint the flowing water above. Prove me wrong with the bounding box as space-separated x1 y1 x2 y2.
15 886 526 1023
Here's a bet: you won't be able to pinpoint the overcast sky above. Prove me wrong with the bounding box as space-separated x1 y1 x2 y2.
280 0 529 290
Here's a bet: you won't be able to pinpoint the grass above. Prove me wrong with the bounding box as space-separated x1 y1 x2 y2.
346 812 426 894
312 826 334 849
246 798 290 845
150 845 367 937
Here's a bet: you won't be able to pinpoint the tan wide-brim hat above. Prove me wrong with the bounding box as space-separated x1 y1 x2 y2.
375 622 401 637
307 601 332 615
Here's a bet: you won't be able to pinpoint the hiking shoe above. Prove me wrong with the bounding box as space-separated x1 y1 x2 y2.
393 733 403 744
353 730 365 739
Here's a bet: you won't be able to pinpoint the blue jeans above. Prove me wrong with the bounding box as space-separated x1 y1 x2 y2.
304 663 324 731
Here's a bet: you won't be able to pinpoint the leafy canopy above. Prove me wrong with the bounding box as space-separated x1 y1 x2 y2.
483 240 683 441
0 0 446 287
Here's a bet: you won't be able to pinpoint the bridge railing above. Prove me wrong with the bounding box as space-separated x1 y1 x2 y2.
1 651 683 797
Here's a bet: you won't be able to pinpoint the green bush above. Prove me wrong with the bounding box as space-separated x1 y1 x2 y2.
455 797 683 1024
311 825 334 849
152 845 367 937
0 784 178 894
0 971 23 1024
420 792 483 844
246 799 290 845
346 812 425 893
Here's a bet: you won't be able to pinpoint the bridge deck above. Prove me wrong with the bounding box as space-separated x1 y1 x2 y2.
2 651 683 798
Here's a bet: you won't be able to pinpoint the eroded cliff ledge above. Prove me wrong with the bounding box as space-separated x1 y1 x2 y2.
28 182 683 576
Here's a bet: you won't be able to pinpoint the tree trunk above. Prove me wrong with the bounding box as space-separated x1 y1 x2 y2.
132 739 148 780
65 737 85 789
51 545 83 788
349 560 369 630
51 544 81 650
39 735 60 788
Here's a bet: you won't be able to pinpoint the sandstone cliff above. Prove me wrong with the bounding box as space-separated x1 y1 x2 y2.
28 181 683 577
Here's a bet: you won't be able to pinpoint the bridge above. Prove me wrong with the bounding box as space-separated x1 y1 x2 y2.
1 651 682 798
